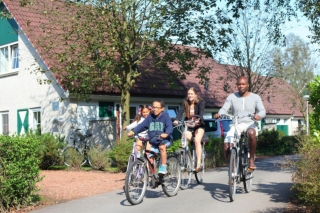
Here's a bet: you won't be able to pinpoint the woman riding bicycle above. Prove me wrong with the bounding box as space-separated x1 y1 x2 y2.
173 87 205 172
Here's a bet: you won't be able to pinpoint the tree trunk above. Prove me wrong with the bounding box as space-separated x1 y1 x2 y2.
120 86 131 140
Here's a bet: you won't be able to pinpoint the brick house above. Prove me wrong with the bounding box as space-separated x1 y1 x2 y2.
0 0 304 147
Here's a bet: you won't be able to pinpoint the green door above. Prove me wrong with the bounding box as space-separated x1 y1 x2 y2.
277 125 289 136
17 109 28 135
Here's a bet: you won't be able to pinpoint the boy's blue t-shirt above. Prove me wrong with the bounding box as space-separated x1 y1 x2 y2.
133 111 173 145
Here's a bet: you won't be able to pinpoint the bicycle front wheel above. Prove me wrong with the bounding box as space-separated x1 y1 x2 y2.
62 147 83 168
243 170 253 193
229 148 237 202
195 144 205 184
177 148 192 190
124 160 148 205
125 155 135 173
162 156 181 197
242 152 253 193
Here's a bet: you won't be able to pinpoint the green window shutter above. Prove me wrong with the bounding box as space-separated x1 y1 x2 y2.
99 102 114 117
0 3 18 46
17 109 28 135
276 125 289 136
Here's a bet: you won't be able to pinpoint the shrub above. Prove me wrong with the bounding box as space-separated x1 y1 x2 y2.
167 139 181 153
61 147 84 169
108 138 133 172
0 134 42 211
291 130 320 211
256 129 298 155
205 137 225 167
88 145 111 170
37 133 65 169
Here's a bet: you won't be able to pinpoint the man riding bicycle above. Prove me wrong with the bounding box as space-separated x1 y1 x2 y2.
214 76 266 170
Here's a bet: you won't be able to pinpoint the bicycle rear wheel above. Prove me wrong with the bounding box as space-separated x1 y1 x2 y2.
124 160 148 205
229 148 237 202
162 156 181 197
195 144 205 184
62 147 83 167
177 148 192 190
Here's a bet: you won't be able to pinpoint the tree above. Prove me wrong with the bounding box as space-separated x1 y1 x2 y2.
308 76 320 131
298 0 320 45
270 33 315 94
7 0 234 133
3 0 298 133
212 0 290 94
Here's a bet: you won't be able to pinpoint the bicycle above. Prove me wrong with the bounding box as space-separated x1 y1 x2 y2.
60 128 93 167
174 115 208 189
219 113 254 202
124 134 181 205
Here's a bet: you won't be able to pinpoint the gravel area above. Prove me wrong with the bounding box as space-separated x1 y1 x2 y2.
12 170 125 213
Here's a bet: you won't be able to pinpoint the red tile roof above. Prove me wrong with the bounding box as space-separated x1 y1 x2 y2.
3 0 304 117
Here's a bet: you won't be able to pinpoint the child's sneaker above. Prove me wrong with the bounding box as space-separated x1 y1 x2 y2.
158 165 167 175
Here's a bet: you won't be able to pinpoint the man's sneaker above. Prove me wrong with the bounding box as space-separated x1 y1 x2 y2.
158 165 167 175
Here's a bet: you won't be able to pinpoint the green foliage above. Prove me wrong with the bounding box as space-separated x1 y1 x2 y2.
308 76 320 132
108 138 133 172
270 34 315 93
205 137 225 167
257 129 298 155
62 147 83 169
37 133 65 170
291 130 320 211
87 145 111 171
167 140 181 153
0 134 42 211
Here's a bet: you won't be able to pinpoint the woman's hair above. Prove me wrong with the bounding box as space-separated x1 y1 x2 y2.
133 104 152 122
184 87 202 119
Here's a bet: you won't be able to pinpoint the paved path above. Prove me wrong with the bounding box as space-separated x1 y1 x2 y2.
31 155 296 213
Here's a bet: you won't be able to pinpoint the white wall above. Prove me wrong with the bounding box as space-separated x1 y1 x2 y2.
0 30 72 137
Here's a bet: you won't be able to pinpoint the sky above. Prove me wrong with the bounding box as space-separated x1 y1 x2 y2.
284 15 313 44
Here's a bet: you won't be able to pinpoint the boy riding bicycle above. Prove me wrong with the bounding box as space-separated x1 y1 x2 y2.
128 99 173 175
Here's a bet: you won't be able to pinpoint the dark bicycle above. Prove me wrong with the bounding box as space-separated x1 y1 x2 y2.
60 128 93 167
219 113 254 202
124 135 181 205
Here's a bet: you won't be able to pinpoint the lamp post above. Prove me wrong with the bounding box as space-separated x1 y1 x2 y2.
303 95 310 135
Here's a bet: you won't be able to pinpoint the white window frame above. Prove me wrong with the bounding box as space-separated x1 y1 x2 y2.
0 111 9 134
0 42 19 76
31 108 41 132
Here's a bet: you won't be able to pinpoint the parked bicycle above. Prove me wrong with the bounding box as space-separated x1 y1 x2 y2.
124 134 181 205
60 128 93 167
174 115 208 189
219 113 254 202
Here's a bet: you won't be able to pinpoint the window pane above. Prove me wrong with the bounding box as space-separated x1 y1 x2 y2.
167 106 179 118
99 102 114 117
11 45 19 69
130 106 137 122
0 47 9 73
2 114 9 134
